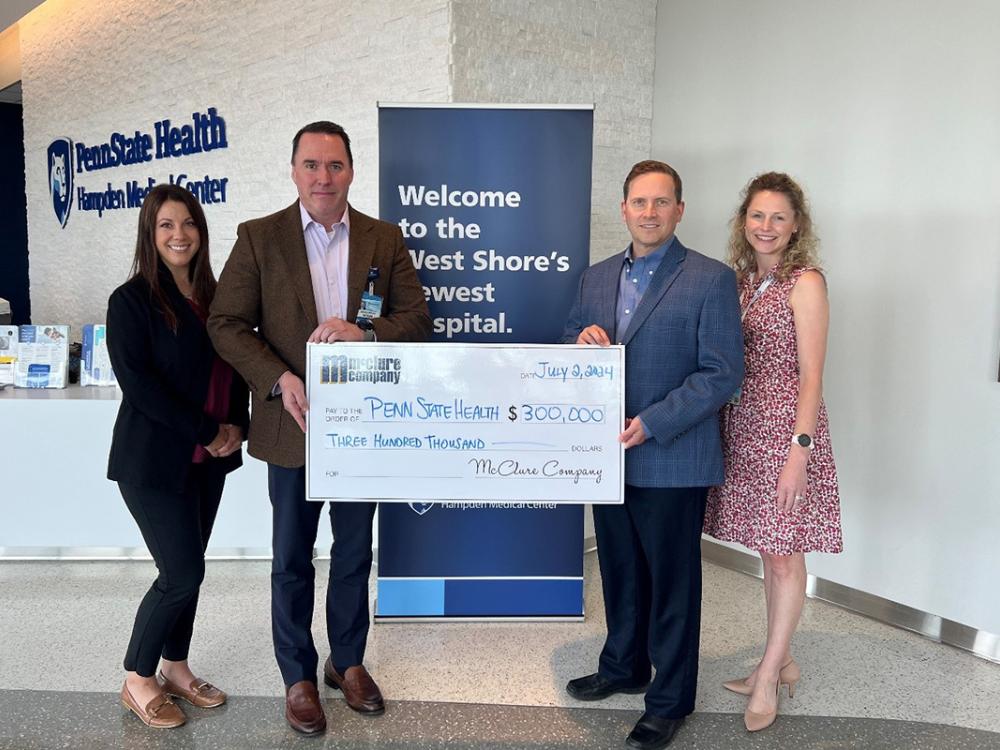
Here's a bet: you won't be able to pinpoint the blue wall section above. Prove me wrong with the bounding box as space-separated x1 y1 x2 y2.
0 103 30 323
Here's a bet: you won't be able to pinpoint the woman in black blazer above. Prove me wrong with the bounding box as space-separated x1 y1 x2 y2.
107 184 248 729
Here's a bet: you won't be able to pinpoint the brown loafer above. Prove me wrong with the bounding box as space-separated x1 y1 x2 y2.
120 681 186 728
158 671 227 708
285 680 326 735
323 658 385 715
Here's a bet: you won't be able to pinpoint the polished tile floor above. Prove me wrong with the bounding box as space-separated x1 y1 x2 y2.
2 553 999 749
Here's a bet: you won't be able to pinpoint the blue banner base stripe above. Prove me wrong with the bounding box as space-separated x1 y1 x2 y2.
376 578 583 617
377 579 445 616
446 578 583 616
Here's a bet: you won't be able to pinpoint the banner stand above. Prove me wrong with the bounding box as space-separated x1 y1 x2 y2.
376 103 595 620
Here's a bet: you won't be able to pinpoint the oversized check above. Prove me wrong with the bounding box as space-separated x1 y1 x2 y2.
305 343 624 503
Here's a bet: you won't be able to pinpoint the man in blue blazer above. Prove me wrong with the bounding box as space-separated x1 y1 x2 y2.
563 161 743 749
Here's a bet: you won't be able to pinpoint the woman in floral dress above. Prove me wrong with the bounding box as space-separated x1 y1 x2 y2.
704 172 842 732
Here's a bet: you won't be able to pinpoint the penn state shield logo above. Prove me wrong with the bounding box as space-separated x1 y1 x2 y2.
47 138 74 228
408 502 434 516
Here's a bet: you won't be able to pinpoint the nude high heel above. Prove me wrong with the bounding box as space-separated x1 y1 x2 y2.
782 659 800 698
743 679 780 732
723 658 800 697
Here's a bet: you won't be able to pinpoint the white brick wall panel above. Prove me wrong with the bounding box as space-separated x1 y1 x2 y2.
449 0 658 263
19 0 651 331
21 0 450 333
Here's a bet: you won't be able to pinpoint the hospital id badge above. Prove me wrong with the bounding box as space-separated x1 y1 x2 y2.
356 291 383 324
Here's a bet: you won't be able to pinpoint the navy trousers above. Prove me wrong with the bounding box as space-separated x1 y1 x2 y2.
592 484 708 719
120 463 226 676
267 464 377 686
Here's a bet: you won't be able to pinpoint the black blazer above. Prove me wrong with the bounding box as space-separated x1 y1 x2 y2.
106 268 249 492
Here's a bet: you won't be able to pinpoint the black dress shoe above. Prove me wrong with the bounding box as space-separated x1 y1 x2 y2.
626 713 683 749
566 672 650 701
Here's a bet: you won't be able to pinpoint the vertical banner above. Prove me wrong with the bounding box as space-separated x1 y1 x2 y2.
376 104 594 618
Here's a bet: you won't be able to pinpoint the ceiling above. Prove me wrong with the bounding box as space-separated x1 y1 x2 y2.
0 0 44 104
0 0 45 36
0 80 22 103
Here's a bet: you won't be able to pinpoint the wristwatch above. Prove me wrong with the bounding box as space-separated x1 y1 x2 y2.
356 317 376 342
791 433 814 450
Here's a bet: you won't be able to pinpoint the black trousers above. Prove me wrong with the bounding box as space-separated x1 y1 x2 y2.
119 463 226 676
593 484 708 719
268 464 376 687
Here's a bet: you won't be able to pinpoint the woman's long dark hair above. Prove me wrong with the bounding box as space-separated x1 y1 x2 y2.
130 184 216 331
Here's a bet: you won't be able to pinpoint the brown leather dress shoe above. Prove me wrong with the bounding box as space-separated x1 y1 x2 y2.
323 658 385 715
158 671 227 708
285 680 326 735
120 681 186 729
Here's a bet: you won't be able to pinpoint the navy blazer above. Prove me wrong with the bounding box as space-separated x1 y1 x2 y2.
562 238 743 488
107 268 249 492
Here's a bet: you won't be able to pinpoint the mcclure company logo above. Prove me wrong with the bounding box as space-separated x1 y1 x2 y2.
320 355 403 385
47 138 74 228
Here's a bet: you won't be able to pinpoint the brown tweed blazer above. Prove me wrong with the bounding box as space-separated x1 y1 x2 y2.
208 202 431 468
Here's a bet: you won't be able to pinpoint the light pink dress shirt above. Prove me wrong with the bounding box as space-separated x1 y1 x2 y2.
299 201 350 322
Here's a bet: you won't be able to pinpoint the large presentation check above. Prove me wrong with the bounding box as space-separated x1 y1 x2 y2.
305 342 624 503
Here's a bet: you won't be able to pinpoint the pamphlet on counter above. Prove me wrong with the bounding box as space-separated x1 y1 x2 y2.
81 324 116 386
0 325 16 386
15 325 69 388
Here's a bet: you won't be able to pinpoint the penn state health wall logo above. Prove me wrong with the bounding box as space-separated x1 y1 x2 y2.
47 138 74 228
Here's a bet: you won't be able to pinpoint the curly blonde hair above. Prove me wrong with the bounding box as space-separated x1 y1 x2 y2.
727 172 820 282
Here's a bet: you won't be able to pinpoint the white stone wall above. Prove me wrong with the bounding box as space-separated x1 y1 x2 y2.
19 0 654 332
20 0 451 332
449 0 657 263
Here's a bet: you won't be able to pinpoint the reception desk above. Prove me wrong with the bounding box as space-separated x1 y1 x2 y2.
0 384 595 559
0 385 302 557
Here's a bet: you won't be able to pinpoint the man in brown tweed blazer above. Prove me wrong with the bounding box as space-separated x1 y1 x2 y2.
208 121 430 735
